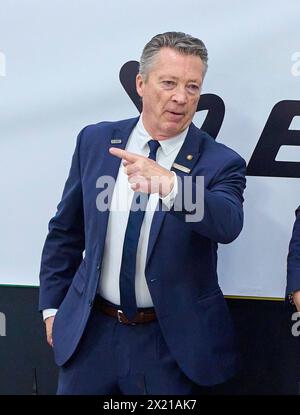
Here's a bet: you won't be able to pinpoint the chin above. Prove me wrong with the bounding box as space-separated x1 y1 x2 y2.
163 123 184 137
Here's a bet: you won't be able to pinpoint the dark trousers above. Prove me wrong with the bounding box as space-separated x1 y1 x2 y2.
56 300 202 395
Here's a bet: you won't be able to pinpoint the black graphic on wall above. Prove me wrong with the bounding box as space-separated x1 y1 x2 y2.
247 100 300 178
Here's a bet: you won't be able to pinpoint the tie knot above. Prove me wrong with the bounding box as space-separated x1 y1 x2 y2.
148 139 160 161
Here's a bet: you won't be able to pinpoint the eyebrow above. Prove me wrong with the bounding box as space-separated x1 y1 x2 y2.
158 75 201 83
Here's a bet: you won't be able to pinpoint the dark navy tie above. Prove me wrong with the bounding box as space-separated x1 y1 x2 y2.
119 139 160 320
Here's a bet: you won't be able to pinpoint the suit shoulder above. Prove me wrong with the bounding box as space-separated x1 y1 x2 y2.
196 127 246 167
80 117 137 136
70 117 139 155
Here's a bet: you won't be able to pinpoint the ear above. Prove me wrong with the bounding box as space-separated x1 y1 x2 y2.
136 73 144 98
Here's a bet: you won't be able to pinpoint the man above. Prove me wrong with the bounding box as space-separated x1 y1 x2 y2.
287 207 300 312
39 31 247 394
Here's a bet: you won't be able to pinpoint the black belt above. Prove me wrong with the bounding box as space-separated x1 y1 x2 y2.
94 296 157 325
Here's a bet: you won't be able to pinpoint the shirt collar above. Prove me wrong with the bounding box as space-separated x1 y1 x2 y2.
135 114 189 156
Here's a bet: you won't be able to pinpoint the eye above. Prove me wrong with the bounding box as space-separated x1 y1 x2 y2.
187 84 200 94
161 80 175 89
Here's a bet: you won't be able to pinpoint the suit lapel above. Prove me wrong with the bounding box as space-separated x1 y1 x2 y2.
145 123 204 268
96 117 139 255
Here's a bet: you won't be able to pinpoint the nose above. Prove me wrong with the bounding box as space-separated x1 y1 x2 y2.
171 86 188 105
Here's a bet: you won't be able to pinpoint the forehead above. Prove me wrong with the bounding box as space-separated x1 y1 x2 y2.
149 47 204 83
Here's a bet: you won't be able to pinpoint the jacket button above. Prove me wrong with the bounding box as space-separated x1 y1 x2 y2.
89 299 94 307
96 264 101 271
150 278 157 283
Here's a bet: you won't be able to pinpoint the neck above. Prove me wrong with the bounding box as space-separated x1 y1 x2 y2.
141 114 174 141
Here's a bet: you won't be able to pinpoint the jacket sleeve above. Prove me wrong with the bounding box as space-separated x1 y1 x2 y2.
38 128 86 310
169 154 247 244
286 206 300 296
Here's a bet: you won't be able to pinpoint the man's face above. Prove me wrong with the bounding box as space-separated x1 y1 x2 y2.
136 47 204 140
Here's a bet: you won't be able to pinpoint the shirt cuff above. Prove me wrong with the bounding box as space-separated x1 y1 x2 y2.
160 172 178 209
43 308 58 321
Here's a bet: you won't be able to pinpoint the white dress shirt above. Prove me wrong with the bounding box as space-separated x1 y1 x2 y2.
43 117 187 319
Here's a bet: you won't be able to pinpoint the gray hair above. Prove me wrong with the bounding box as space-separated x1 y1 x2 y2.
139 31 208 80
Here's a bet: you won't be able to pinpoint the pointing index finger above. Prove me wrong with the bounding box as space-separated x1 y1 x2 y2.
109 147 141 163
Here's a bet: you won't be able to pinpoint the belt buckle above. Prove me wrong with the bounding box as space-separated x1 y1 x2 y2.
117 309 136 325
117 309 124 323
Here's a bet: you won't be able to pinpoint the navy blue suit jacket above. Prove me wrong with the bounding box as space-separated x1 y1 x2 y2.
287 206 300 296
39 117 246 386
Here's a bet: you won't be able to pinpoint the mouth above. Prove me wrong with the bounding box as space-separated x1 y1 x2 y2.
166 110 185 120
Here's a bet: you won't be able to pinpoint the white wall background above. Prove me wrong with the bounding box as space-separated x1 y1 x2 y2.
0 0 299 296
